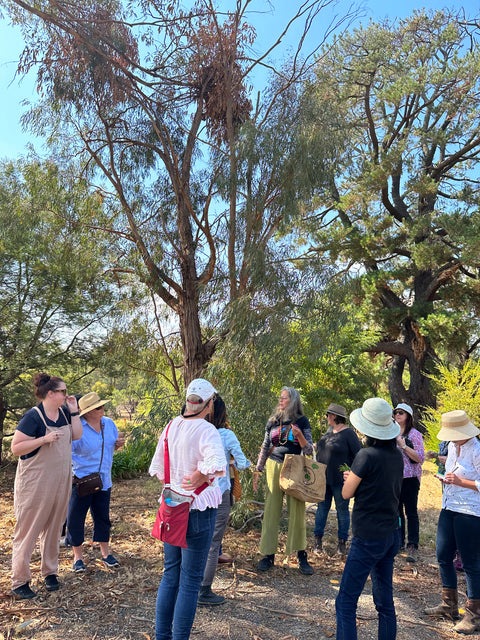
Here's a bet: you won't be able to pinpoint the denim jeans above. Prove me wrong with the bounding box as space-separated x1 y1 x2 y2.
314 484 350 541
437 508 480 599
335 530 400 640
398 477 420 547
155 507 217 640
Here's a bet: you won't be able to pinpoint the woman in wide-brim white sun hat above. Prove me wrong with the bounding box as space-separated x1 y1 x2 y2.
336 397 403 638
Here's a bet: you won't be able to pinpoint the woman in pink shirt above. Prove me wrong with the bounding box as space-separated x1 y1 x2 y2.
394 403 425 562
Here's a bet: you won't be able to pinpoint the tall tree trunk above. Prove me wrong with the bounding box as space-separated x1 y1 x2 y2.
388 319 436 427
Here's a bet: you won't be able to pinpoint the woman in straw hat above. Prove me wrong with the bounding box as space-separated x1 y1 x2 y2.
66 392 125 572
335 398 403 640
314 403 361 556
425 410 480 634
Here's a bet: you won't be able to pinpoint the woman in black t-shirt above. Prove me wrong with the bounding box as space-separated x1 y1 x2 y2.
335 397 403 640
253 387 314 575
10 373 82 600
314 403 360 555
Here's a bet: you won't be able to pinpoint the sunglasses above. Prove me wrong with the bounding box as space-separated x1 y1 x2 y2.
394 410 405 416
55 389 68 395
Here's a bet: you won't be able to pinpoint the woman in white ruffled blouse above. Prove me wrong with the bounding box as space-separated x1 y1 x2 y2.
149 379 226 640
425 410 480 635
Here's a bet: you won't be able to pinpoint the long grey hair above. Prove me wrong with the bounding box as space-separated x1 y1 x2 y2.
270 386 304 423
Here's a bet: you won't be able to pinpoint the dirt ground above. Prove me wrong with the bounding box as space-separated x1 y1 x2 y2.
0 461 470 640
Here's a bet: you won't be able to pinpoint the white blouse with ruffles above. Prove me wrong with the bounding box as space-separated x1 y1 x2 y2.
443 437 480 517
149 415 226 510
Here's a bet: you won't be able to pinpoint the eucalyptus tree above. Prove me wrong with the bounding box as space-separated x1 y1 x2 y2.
3 0 356 385
302 10 480 416
0 158 118 461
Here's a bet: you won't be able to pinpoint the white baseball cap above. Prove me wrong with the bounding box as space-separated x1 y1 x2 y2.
185 378 217 402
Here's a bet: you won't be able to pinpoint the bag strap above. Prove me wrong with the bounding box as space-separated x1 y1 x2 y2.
98 421 105 473
163 419 209 496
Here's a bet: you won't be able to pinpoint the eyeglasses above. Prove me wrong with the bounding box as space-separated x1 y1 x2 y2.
55 389 67 395
279 395 289 401
394 410 405 416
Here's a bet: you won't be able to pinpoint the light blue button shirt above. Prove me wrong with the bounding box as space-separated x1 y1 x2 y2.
71 416 118 490
217 427 251 494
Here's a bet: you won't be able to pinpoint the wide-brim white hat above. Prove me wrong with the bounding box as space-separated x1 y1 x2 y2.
437 410 479 441
350 397 400 440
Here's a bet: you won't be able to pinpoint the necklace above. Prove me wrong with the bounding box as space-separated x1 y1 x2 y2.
277 423 291 445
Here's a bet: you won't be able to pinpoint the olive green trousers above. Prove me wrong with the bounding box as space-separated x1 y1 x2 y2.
259 457 307 555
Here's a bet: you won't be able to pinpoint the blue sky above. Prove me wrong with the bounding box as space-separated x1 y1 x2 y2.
0 0 478 160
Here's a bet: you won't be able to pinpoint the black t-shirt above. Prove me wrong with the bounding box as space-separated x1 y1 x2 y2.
316 427 361 486
16 403 71 460
268 415 311 464
350 444 404 539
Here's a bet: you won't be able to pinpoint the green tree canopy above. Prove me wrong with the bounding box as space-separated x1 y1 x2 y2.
3 0 356 385
302 10 480 418
0 158 118 460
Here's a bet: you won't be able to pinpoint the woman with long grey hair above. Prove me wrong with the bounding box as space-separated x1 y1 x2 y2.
253 387 314 575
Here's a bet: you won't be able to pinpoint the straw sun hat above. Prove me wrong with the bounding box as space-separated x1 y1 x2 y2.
79 392 110 417
437 410 479 442
350 397 400 440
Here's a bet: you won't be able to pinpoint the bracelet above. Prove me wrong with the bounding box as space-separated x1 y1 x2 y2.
70 411 80 417
401 444 407 449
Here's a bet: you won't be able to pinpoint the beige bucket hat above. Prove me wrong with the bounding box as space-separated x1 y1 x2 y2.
437 410 479 442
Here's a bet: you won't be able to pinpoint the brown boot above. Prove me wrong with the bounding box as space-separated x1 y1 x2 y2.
424 587 459 619
454 599 480 634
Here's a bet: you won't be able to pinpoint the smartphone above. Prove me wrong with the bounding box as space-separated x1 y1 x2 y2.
435 472 445 481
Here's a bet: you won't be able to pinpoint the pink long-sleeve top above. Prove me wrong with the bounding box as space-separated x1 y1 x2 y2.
398 427 425 481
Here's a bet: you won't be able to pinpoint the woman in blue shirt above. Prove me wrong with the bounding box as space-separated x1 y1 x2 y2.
197 396 250 605
66 392 125 572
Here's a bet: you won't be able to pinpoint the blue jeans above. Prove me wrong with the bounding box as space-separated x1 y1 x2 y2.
314 484 350 541
155 507 217 640
437 508 480 599
335 530 400 640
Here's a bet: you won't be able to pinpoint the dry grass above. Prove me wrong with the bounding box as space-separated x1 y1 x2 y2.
0 459 460 640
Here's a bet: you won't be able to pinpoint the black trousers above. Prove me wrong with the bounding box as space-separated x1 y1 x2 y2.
398 476 420 547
